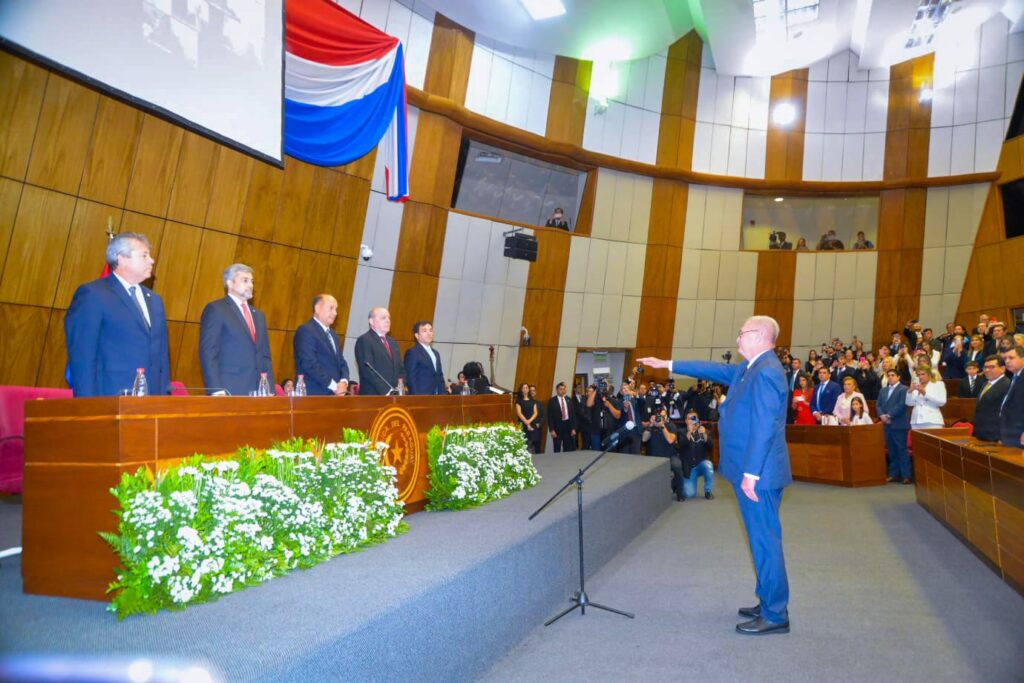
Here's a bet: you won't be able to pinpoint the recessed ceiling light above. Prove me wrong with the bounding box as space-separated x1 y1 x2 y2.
519 0 566 21
772 102 797 126
774 197 785 202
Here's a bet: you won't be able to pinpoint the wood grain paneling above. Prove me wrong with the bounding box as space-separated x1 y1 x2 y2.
0 52 47 181
884 55 933 181
204 147 254 234
53 199 124 309
546 56 592 147
0 302 51 385
185 230 239 322
301 167 343 253
154 221 204 321
275 158 316 247
422 14 474 105
388 271 439 345
36 308 70 388
765 69 809 182
238 160 282 241
657 32 702 170
754 250 797 348
0 185 76 306
165 132 217 227
123 115 184 217
0 178 24 279
331 172 372 258
25 75 99 195
78 98 142 206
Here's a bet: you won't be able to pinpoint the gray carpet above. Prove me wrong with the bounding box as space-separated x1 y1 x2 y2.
481 482 1024 683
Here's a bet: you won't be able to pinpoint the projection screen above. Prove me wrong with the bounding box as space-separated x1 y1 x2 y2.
0 0 283 165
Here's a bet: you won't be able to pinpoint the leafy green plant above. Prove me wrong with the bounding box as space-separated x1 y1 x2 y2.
425 423 539 511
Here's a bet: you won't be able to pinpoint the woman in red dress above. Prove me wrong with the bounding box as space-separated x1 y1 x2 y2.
792 373 815 425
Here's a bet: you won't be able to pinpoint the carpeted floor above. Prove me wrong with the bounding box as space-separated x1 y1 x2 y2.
481 482 1024 683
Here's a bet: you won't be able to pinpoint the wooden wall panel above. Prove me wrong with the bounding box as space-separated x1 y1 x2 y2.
0 52 47 181
422 14 474 104
753 250 796 348
657 32 702 170
0 185 76 306
0 52 377 390
545 57 591 147
517 230 572 398
388 271 439 345
24 75 98 195
79 99 143 207
765 69 809 182
884 55 933 181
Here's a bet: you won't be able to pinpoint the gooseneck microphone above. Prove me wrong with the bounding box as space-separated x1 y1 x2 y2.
601 421 637 449
363 361 398 395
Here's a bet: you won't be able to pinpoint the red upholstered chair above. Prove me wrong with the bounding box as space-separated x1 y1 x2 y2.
0 386 74 494
170 381 189 396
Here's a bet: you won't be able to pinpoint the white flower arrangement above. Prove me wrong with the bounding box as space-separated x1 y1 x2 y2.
425 423 539 511
102 435 406 619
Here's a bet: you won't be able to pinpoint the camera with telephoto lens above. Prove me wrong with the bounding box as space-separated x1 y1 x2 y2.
769 231 779 245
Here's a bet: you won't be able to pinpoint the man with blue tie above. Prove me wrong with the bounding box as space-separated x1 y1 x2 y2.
293 294 349 396
403 321 446 395
999 346 1024 448
810 366 841 423
876 369 911 483
64 232 170 397
640 315 792 635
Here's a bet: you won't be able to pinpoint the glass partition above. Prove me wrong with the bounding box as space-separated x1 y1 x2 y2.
741 194 879 251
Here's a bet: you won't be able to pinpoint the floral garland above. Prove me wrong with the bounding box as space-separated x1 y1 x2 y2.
101 432 406 619
425 423 539 511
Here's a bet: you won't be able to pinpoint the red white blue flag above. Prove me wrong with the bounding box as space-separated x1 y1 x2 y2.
284 0 409 201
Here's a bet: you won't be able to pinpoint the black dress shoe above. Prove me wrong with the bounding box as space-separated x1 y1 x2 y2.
705 491 714 500
738 605 760 618
736 616 790 635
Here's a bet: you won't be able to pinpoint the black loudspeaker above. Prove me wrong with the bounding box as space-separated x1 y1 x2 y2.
503 233 538 262
1000 179 1024 239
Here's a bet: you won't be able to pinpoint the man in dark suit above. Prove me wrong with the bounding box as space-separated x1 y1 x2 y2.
403 320 445 395
999 346 1024 448
957 362 983 398
974 355 1010 442
832 356 856 385
64 232 170 397
810 367 841 423
293 293 349 396
641 315 792 636
615 383 642 454
199 263 273 396
546 382 577 452
877 369 912 483
354 307 404 395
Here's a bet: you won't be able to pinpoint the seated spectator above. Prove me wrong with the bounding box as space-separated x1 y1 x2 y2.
907 366 946 429
833 377 868 426
795 237 809 250
670 410 714 501
852 231 874 249
849 397 873 425
792 373 815 425
959 361 983 398
544 207 569 230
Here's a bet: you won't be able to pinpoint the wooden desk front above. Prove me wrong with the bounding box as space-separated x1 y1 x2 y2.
913 430 1024 596
22 395 512 601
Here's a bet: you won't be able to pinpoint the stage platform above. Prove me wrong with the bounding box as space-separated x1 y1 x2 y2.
0 451 672 682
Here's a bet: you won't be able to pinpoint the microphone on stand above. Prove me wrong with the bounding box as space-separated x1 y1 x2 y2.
601 421 637 449
363 361 398 395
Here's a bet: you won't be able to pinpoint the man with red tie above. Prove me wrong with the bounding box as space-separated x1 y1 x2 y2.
198 263 274 396
546 382 577 452
354 307 405 395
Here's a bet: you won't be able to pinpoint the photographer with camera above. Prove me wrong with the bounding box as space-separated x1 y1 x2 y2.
643 406 678 481
768 231 793 250
586 382 622 449
616 382 642 454
670 409 715 502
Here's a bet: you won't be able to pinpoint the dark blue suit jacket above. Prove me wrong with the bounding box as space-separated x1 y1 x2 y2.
64 277 170 397
403 343 445 395
198 296 273 396
671 353 791 490
810 380 841 416
876 383 910 430
293 319 348 396
1000 371 1024 447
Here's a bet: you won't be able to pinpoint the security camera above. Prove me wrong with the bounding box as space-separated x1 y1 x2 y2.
360 244 373 261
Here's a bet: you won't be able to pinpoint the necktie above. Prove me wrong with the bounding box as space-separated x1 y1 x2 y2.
560 396 568 420
128 286 150 330
325 328 337 355
818 385 824 407
980 381 991 398
380 335 392 359
240 302 256 342
1002 373 1019 412
969 377 974 392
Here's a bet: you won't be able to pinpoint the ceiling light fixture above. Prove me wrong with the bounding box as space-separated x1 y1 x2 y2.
772 102 797 126
918 88 933 102
774 197 785 202
519 0 566 21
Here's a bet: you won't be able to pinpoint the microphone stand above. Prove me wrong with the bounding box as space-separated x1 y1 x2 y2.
528 432 635 626
363 361 399 396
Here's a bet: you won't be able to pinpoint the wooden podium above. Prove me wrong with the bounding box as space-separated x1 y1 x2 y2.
21 394 513 601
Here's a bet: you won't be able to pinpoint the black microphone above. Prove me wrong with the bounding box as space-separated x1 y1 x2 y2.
601 421 637 449
363 361 397 395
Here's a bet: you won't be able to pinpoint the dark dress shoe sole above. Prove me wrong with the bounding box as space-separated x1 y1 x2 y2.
705 492 714 500
736 617 790 635
737 606 760 618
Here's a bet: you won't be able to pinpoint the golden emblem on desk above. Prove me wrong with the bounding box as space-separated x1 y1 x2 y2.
369 406 421 501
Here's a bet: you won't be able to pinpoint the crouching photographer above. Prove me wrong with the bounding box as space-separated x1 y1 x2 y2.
670 410 715 502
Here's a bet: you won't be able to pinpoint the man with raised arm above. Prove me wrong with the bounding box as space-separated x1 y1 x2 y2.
639 315 792 636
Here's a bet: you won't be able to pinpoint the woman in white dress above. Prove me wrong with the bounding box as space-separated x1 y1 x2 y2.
848 397 873 425
906 366 946 429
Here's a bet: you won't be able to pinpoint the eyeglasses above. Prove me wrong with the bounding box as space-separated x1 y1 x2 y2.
737 329 759 337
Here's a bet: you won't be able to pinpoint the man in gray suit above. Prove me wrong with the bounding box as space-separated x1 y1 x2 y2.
199 264 273 396
354 307 404 395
